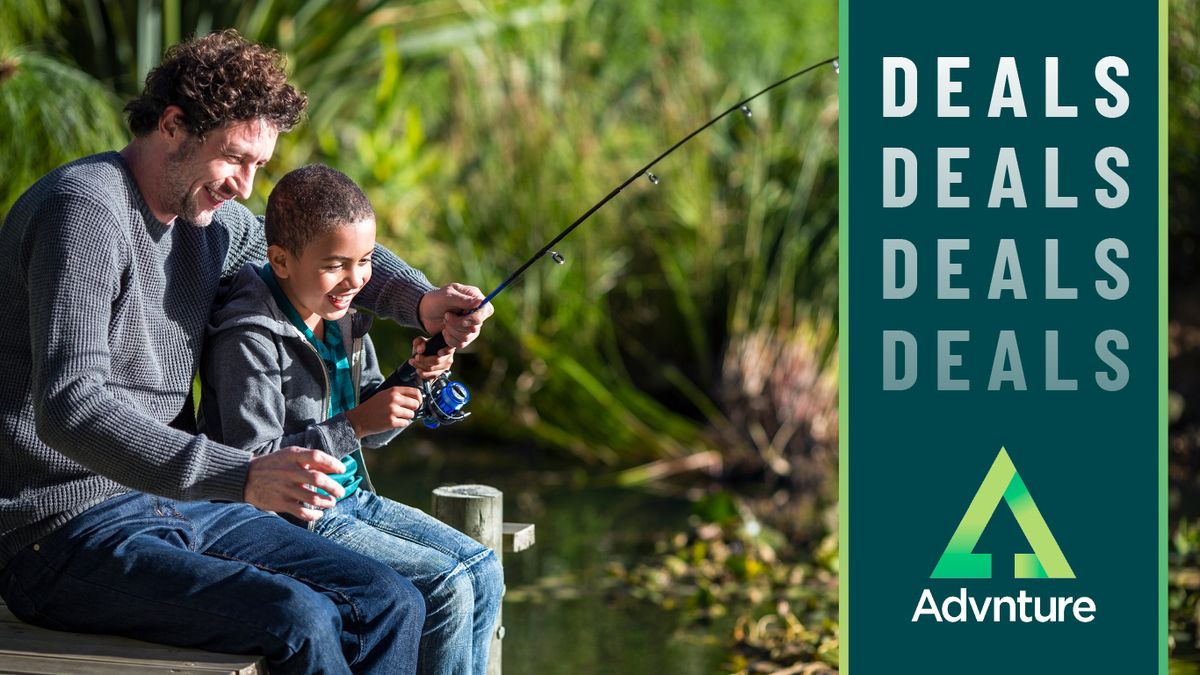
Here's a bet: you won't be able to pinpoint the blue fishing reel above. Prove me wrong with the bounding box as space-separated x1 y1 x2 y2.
417 372 471 429
371 332 471 429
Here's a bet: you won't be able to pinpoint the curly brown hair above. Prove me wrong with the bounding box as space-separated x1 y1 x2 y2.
124 29 307 139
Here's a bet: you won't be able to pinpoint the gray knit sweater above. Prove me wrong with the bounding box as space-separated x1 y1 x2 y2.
0 152 435 568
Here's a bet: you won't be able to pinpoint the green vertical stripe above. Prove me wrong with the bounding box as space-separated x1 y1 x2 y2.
1159 0 1168 671
837 0 849 671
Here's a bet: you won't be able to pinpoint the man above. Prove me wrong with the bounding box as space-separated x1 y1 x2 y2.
0 29 493 675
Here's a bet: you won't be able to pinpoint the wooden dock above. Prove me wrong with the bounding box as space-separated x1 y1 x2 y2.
0 486 533 674
0 600 264 674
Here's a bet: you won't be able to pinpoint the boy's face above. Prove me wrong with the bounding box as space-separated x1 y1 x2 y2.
269 218 376 329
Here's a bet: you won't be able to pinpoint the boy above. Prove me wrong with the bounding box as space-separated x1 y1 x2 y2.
200 164 502 675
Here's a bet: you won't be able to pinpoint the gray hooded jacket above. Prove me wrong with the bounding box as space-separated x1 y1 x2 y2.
199 263 406 490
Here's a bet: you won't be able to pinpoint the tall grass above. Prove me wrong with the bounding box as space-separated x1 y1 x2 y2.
361 1 841 471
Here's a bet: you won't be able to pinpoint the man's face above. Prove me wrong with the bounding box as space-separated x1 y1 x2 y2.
159 119 278 225
270 218 377 330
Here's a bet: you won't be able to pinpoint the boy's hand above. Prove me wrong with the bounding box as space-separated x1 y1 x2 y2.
345 385 423 438
244 447 346 521
410 335 454 381
418 283 494 349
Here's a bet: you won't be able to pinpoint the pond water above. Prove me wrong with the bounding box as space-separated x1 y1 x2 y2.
366 437 732 675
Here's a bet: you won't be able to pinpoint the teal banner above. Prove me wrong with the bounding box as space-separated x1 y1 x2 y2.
841 2 1164 673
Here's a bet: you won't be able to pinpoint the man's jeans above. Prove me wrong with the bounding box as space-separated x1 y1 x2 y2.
312 490 504 675
0 492 425 675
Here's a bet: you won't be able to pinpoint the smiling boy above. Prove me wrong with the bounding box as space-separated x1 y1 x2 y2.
200 164 503 675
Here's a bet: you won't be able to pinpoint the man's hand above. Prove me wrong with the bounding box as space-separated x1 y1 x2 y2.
418 283 494 349
344 385 423 438
409 335 454 381
244 447 346 521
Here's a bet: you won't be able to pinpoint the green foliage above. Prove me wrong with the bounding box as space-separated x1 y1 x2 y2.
385 0 839 465
1171 0 1200 281
0 47 126 213
694 491 740 525
1171 518 1200 660
0 1 63 46
1179 519 1200 561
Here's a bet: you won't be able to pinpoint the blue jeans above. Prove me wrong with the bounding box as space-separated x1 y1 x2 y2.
0 492 425 675
312 490 504 675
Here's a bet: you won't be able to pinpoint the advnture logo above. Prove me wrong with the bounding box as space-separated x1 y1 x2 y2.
912 448 1096 623
931 448 1073 579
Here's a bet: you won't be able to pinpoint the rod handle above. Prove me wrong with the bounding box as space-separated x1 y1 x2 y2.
371 332 450 394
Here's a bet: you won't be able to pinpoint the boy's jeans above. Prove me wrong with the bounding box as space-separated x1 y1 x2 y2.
0 492 425 675
312 490 504 675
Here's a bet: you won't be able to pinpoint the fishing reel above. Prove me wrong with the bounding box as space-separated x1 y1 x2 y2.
415 372 471 429
371 332 471 429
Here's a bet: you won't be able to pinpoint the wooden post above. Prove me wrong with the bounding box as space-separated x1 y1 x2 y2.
432 484 504 675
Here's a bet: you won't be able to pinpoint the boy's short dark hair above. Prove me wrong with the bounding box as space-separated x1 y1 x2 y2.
124 29 307 139
266 164 375 255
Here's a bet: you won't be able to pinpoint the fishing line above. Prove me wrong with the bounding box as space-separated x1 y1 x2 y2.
477 55 840 309
375 55 840 410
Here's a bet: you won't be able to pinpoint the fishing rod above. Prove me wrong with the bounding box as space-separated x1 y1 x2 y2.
375 55 840 428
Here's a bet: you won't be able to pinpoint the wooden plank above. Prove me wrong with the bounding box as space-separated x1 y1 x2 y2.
0 602 263 675
0 652 252 674
502 522 535 553
0 641 261 674
0 623 263 670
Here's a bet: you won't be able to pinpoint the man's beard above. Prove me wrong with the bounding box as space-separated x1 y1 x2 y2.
160 137 215 226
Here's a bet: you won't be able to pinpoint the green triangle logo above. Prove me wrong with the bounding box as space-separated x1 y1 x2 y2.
931 448 1074 579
